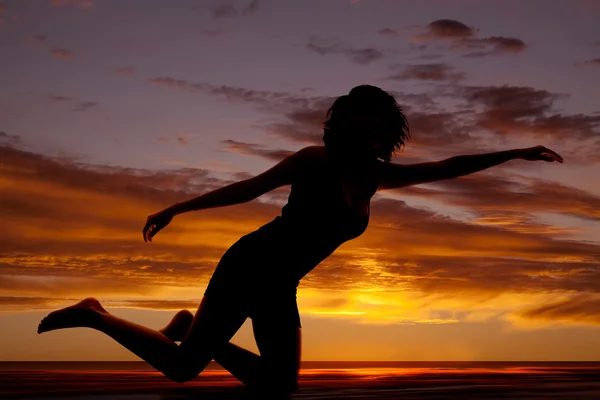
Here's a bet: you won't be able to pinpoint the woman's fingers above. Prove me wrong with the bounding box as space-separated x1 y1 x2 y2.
143 212 172 243
541 146 564 162
143 222 150 242
143 219 156 242
147 225 155 242
532 146 563 163
541 150 563 163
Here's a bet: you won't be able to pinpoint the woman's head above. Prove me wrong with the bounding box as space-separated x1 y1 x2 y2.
323 85 410 163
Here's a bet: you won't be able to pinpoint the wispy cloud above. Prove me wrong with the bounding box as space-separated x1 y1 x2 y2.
211 0 260 19
460 84 600 146
0 131 22 147
458 36 527 57
212 4 237 19
25 34 47 45
114 66 135 76
386 63 466 82
73 101 97 112
50 48 74 59
156 134 190 145
581 58 600 66
413 19 527 57
517 294 600 326
46 92 97 112
378 28 398 36
220 139 293 162
306 36 390 65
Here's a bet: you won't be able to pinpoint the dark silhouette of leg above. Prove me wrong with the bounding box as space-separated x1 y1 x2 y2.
158 308 263 387
250 295 302 398
159 309 194 341
38 295 249 383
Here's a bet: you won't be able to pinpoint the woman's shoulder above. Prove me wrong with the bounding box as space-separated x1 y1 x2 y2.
294 146 328 170
298 145 327 159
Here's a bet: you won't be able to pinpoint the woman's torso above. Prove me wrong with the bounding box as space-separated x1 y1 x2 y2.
240 146 384 285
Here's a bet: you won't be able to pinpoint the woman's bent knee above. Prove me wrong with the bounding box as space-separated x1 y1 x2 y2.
164 354 211 383
166 365 202 383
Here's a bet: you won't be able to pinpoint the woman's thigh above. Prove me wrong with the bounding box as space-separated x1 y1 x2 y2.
177 294 249 376
251 294 302 392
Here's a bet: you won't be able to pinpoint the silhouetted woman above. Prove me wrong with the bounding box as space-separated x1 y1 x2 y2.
37 85 563 398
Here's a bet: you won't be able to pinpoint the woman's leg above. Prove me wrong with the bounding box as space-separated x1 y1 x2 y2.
37 295 248 383
250 293 302 397
159 308 263 387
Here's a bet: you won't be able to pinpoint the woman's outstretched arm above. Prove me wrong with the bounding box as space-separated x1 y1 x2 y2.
379 145 563 190
143 146 316 242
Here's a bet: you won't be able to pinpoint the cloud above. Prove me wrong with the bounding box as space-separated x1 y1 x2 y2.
49 0 93 8
73 101 97 112
581 58 600 66
306 36 389 65
50 48 74 59
460 85 600 145
26 34 47 45
458 36 527 57
114 66 135 76
386 63 466 82
0 131 21 147
0 296 79 311
378 28 398 36
243 0 260 15
413 19 526 57
479 36 526 52
149 77 308 109
415 19 475 40
150 76 189 89
211 0 259 19
400 169 600 224
110 299 201 310
212 4 237 18
46 93 97 112
517 294 600 326
220 139 293 162
49 94 73 101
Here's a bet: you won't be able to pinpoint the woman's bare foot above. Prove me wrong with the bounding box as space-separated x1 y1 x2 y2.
37 297 107 334
159 309 194 342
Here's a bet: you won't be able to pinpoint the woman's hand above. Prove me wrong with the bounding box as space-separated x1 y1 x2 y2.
143 209 174 242
518 145 564 163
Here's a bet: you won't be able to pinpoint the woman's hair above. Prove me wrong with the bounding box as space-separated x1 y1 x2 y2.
322 85 410 163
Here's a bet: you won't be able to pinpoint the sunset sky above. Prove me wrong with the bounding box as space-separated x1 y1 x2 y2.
1 0 600 362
